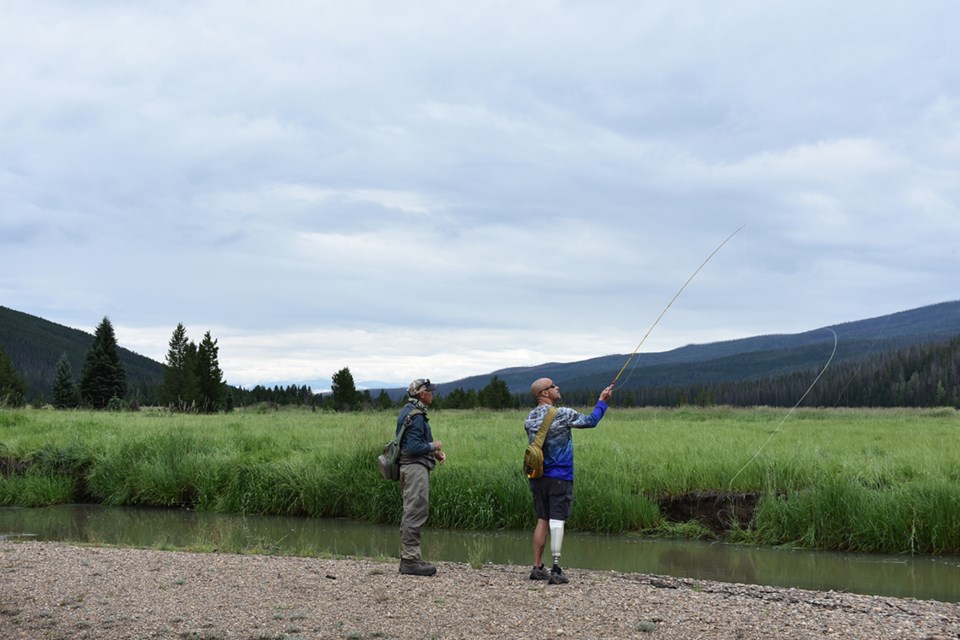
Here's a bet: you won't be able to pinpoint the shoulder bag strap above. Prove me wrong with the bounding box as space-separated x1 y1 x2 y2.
532 406 558 449
396 407 424 444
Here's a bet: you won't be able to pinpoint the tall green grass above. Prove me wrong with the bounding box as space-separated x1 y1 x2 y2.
2 405 959 554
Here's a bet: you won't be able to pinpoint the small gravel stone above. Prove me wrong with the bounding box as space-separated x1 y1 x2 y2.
2 541 959 639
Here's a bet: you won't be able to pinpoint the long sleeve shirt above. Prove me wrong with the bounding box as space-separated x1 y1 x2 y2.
524 401 607 481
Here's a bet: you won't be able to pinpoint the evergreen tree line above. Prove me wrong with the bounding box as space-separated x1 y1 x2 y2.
242 383 317 407
329 371 520 411
43 317 128 409
41 319 227 413
159 323 227 412
156 332 960 411
434 376 518 409
321 367 430 412
5 323 959 412
0 344 28 407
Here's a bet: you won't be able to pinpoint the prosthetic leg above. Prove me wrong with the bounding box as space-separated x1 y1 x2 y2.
548 519 569 583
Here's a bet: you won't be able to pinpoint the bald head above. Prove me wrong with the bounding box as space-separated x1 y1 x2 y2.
531 378 554 399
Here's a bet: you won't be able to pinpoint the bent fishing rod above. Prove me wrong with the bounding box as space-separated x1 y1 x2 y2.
610 224 745 389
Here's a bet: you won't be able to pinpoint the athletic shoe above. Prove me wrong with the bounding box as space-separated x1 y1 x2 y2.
529 564 550 580
549 564 569 585
399 559 437 576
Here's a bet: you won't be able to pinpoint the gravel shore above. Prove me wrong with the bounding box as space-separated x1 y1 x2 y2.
2 541 959 639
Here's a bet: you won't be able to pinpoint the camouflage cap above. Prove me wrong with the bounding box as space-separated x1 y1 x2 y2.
407 378 438 397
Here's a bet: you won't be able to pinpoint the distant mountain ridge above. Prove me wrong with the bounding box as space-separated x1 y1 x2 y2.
432 300 960 397
3 301 959 402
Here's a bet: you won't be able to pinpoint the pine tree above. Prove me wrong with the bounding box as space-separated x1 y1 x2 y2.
79 317 127 409
51 352 79 409
195 330 224 412
479 375 512 409
163 323 197 410
0 343 27 407
331 367 359 411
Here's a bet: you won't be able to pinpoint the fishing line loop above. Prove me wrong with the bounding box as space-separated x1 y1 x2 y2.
726 327 838 490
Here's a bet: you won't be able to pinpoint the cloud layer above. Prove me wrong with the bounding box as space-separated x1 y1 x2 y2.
2 1 958 389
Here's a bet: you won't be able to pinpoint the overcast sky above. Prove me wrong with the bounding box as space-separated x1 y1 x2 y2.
2 1 958 391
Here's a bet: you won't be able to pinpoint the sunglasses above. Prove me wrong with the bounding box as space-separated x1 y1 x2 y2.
540 384 557 394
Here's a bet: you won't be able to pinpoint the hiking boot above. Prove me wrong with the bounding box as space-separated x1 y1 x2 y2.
549 564 569 585
529 564 550 581
399 559 437 577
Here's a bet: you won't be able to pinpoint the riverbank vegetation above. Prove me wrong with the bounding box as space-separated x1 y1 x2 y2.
2 406 959 555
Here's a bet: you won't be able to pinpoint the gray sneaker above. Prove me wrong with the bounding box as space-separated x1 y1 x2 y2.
529 564 550 581
549 564 569 585
399 559 437 576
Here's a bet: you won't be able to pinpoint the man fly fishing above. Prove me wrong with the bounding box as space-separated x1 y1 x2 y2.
524 378 613 584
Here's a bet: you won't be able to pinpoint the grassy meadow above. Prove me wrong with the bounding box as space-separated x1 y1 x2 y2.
2 405 960 555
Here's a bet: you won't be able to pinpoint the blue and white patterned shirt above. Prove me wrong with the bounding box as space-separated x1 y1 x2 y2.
524 401 608 481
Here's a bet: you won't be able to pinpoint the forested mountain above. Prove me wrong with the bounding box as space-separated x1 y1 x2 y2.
634 335 960 408
435 300 960 403
0 306 164 403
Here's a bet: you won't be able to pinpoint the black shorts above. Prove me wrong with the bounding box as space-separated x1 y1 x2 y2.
529 477 574 521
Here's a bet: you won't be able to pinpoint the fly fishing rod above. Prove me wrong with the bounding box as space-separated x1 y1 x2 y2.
610 224 745 388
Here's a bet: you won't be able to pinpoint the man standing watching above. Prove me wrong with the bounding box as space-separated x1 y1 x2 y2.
397 378 445 576
525 378 613 584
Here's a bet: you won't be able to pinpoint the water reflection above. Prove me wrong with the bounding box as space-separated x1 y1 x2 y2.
3 505 960 603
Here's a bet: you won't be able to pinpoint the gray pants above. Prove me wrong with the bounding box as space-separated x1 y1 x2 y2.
399 463 430 560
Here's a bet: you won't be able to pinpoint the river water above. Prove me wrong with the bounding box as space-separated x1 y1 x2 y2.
3 505 960 603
